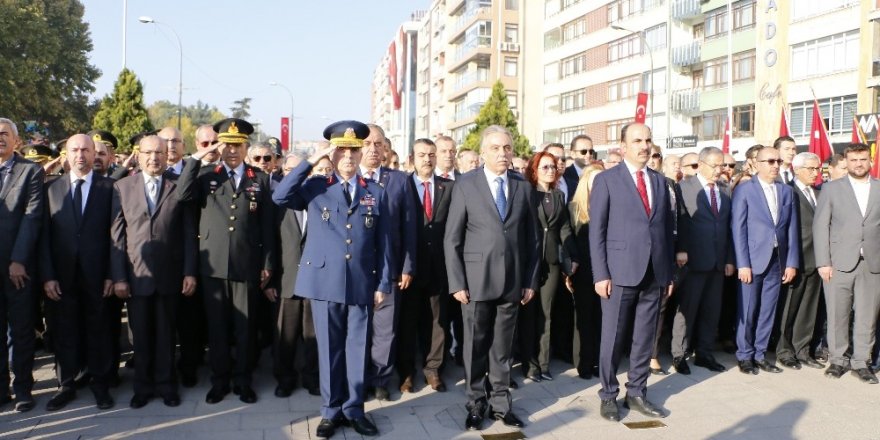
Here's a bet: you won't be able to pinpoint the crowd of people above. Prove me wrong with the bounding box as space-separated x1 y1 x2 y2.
1 115 879 438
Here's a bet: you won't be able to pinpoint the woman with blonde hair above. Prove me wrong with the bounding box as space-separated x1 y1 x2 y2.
567 164 604 379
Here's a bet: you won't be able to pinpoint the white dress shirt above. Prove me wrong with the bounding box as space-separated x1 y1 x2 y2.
223 163 245 189
794 180 816 208
360 166 379 181
167 160 184 175
69 170 94 214
697 174 721 211
556 177 569 202
483 167 508 201
413 174 435 207
622 159 653 210
849 175 870 218
336 174 357 202
435 167 456 181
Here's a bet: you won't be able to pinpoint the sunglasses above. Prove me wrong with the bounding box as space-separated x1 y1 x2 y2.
721 163 736 168
538 165 557 172
575 149 595 157
651 153 662 159
683 163 699 169
251 155 273 162
758 159 783 165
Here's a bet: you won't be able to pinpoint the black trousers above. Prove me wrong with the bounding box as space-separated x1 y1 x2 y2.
445 294 464 362
776 268 822 361
396 289 446 380
519 262 559 376
129 293 179 396
273 296 318 389
462 298 518 413
671 270 724 358
202 277 256 388
176 286 206 376
571 270 600 376
0 268 35 398
47 270 114 393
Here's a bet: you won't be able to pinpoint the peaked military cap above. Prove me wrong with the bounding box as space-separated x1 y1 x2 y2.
323 120 370 148
266 137 283 156
213 118 254 144
87 130 118 150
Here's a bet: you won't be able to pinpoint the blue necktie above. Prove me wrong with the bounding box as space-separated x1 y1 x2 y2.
494 177 506 220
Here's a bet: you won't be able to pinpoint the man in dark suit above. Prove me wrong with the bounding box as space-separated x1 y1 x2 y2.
670 147 734 375
177 118 275 404
41 134 116 411
157 127 186 176
775 152 824 370
731 146 799 375
272 121 392 438
396 138 454 394
0 118 44 412
267 153 319 398
110 135 198 408
562 135 595 202
445 125 540 431
360 124 417 401
589 123 674 422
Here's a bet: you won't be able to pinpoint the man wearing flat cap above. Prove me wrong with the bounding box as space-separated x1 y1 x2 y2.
178 118 275 405
273 120 392 438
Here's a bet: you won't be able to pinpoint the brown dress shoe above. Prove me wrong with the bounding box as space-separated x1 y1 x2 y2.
399 376 414 393
425 374 447 392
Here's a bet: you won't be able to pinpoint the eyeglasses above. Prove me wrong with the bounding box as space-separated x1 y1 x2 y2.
575 149 595 157
721 163 736 168
802 166 820 172
758 159 783 165
682 163 699 169
651 153 662 159
251 155 273 162
538 165 557 172
165 138 182 144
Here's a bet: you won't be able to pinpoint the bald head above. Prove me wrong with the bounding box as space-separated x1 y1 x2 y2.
138 135 168 177
158 127 184 164
66 134 96 177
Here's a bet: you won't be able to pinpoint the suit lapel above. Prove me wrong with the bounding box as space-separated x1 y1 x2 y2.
0 157 25 200
152 178 175 217
504 173 517 221
648 170 662 221
864 179 880 219
476 168 500 221
433 179 446 221
129 175 150 217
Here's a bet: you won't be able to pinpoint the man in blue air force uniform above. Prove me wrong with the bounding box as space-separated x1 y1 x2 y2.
272 120 392 439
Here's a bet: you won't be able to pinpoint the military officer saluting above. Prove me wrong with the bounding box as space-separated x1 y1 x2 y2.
177 118 275 404
273 120 392 439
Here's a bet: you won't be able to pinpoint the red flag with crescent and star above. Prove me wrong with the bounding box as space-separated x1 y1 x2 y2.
808 100 833 185
722 118 731 154
280 117 290 151
634 92 648 124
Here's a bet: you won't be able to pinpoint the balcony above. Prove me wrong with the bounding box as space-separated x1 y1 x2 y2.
672 0 703 22
448 7 491 43
671 89 701 115
452 69 489 96
448 36 492 71
672 41 702 68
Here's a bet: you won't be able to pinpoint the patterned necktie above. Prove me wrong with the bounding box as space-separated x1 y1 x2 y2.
765 184 778 225
73 179 84 226
342 181 352 206
708 182 719 216
146 177 158 214
803 187 815 208
494 177 506 220
228 169 237 191
422 181 433 221
636 170 650 217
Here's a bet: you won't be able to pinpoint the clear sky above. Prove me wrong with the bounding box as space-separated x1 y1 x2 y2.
82 0 419 141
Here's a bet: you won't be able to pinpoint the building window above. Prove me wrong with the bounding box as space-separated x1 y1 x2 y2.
544 96 559 115
706 0 756 39
504 57 518 76
545 0 584 18
543 129 561 143
640 68 666 95
703 50 754 89
703 59 727 89
704 9 728 39
644 23 667 50
696 110 725 140
733 104 755 137
504 24 519 44
792 0 859 21
608 76 640 102
561 88 586 112
545 62 560 83
606 119 632 143
608 34 642 63
607 0 659 24
561 125 587 145
789 95 857 137
562 16 587 43
733 0 756 30
506 0 519 10
560 52 587 78
733 50 755 82
507 91 518 109
790 30 859 80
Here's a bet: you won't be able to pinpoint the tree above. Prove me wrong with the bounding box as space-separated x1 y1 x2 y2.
148 100 226 154
92 69 154 153
462 81 531 156
230 97 252 119
0 0 100 140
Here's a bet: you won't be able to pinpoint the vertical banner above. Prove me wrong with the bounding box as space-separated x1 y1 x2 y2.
722 118 731 154
280 117 290 151
635 92 648 123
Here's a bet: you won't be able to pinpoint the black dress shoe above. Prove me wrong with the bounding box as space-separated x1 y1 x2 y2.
738 360 758 375
348 416 379 436
624 395 666 418
779 358 802 370
824 364 847 378
540 372 553 381
599 398 619 422
180 373 197 388
307 386 321 396
130 393 152 409
649 367 669 375
374 386 390 401
14 397 35 412
491 410 525 428
577 369 592 380
205 386 229 404
274 385 294 398
799 357 825 369
814 349 829 362
465 407 485 431
94 390 115 410
46 390 76 411
694 356 727 372
508 379 518 390
672 357 691 375
851 368 879 384
236 386 257 404
526 373 542 382
315 418 338 438
163 393 181 407
755 359 782 373
74 372 92 389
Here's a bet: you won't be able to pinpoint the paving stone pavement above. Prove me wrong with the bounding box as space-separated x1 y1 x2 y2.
2 349 879 439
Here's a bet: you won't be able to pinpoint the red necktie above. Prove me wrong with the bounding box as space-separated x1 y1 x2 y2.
422 181 433 221
636 170 650 217
708 182 719 216
441 172 449 179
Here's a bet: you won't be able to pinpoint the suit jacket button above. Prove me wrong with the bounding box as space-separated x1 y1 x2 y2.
348 209 353 215
346 224 352 229
230 216 236 221
345 254 351 260
306 261 310 265
229 226 235 231
232 194 238 199
346 239 352 244
231 205 237 209
427 224 432 229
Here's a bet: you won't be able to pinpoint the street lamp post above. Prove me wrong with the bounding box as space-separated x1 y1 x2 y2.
139 16 183 131
611 25 654 129
269 82 295 149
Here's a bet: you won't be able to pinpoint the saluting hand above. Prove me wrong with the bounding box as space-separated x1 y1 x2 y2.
308 144 336 165
182 276 197 296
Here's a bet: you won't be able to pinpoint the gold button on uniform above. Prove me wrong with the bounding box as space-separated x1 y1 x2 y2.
230 216 236 221
231 205 237 209
228 226 235 231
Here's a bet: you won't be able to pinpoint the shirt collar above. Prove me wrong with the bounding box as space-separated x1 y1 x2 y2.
622 158 646 176
794 179 810 192
435 167 454 177
696 173 713 188
848 175 870 186
413 173 434 186
335 173 357 186
483 166 507 182
223 162 245 177
360 166 380 178
69 170 94 185
142 172 163 184
0 155 14 170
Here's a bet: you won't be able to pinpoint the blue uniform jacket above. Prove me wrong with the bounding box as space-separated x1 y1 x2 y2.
272 161 393 305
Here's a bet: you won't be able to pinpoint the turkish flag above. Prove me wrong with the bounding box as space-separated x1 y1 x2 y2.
808 100 833 185
871 116 880 179
852 116 864 144
634 92 648 123
280 117 290 151
779 106 790 137
721 118 731 154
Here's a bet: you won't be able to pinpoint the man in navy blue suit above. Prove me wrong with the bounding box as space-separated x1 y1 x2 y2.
731 146 799 375
272 121 392 439
589 123 674 422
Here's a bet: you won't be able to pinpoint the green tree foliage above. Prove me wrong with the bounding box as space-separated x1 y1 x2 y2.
462 81 531 156
0 0 101 141
92 68 154 153
230 97 252 119
148 100 226 153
